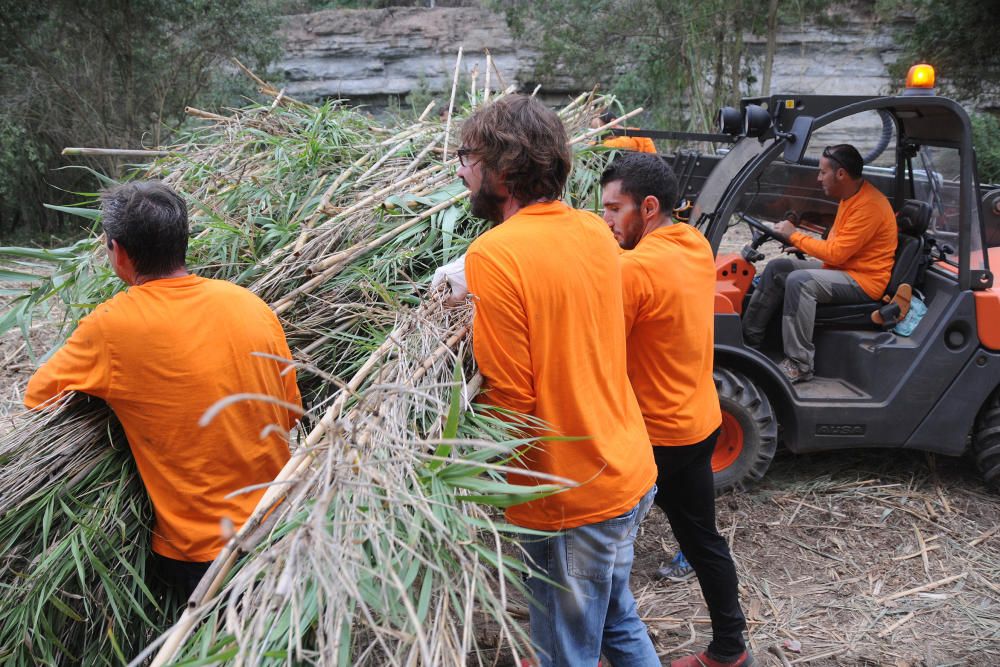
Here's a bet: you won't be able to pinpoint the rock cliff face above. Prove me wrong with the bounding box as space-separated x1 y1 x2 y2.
275 7 911 108
746 20 903 98
278 8 544 107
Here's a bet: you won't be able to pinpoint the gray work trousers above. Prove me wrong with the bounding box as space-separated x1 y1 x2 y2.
742 258 870 371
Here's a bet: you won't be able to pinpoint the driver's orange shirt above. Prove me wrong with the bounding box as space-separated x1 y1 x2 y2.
789 180 897 299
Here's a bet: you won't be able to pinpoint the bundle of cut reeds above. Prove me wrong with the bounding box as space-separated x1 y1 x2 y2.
0 74 626 664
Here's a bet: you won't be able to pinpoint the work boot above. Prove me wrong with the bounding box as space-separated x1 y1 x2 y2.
670 649 755 667
779 357 813 384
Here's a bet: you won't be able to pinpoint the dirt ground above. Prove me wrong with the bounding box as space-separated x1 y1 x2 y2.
0 292 62 420
633 448 1000 667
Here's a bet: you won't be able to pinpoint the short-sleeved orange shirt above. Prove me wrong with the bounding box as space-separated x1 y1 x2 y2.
466 201 656 531
621 224 722 446
26 275 301 561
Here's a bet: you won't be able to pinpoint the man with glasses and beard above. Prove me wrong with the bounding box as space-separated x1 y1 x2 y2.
454 95 659 667
741 143 897 383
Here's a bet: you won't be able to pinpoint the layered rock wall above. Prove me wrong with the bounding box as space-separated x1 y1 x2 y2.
275 7 911 108
278 8 543 107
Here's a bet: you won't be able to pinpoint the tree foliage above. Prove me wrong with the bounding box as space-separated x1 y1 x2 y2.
492 0 821 130
972 112 1000 185
885 0 1000 104
0 0 282 239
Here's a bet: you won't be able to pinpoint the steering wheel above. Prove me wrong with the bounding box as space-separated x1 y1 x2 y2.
745 215 779 241
739 213 805 259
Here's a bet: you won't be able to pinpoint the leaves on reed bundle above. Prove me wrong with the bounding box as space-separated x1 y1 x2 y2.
0 85 622 665
0 398 172 665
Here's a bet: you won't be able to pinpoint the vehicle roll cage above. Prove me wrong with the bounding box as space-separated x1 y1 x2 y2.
686 94 995 292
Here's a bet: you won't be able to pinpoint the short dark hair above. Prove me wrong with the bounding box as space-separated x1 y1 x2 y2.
600 152 679 215
822 144 864 179
460 94 572 205
599 111 616 125
100 181 189 277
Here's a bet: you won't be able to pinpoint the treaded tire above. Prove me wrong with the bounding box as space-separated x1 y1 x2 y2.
712 368 778 494
973 388 1000 492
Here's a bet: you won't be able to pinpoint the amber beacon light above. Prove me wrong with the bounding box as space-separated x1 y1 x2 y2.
906 63 936 89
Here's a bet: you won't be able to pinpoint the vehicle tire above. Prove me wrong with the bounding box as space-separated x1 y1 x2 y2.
712 368 778 494
973 388 1000 491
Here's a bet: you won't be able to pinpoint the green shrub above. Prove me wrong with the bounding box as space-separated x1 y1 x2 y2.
971 112 1000 185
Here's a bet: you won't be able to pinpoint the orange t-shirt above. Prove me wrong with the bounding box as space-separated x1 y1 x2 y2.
790 180 898 299
621 224 722 446
466 200 656 531
25 275 301 561
604 134 657 153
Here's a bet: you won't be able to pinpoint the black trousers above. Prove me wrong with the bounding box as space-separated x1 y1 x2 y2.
653 430 747 659
149 553 211 602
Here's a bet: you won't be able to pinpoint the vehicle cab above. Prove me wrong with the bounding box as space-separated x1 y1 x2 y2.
679 65 1000 492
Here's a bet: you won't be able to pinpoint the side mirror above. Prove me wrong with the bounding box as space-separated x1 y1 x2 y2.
782 116 815 164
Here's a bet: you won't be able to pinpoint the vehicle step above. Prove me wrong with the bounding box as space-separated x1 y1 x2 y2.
795 376 870 400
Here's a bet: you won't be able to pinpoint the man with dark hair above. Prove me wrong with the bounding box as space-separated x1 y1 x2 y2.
457 95 659 666
601 153 753 667
742 143 898 382
26 181 301 600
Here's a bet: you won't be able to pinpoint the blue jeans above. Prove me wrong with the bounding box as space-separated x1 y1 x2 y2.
520 486 660 667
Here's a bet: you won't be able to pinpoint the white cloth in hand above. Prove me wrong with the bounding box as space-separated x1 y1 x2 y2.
431 254 468 301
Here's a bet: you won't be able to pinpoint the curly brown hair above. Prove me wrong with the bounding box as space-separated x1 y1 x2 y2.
460 94 571 205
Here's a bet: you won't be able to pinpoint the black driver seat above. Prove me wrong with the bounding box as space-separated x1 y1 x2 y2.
813 199 931 325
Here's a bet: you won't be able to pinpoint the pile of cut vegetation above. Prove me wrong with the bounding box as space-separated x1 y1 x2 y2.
0 77 619 665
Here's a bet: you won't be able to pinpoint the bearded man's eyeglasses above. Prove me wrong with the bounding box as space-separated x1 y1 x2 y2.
457 147 481 168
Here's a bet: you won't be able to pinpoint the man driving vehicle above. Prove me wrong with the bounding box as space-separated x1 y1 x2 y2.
741 143 897 383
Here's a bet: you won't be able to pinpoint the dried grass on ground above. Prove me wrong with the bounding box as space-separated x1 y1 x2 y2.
634 448 999 667
0 294 62 421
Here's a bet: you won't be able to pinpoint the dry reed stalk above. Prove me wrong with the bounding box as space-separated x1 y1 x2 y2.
147 318 416 665
399 132 444 178
276 150 380 258
489 51 507 91
267 147 452 273
269 191 468 315
232 58 309 110
418 100 437 122
469 63 479 108
877 572 968 604
560 89 597 117
62 147 171 157
483 52 492 105
569 106 645 146
185 106 232 123
147 296 494 665
355 133 426 185
443 46 463 162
